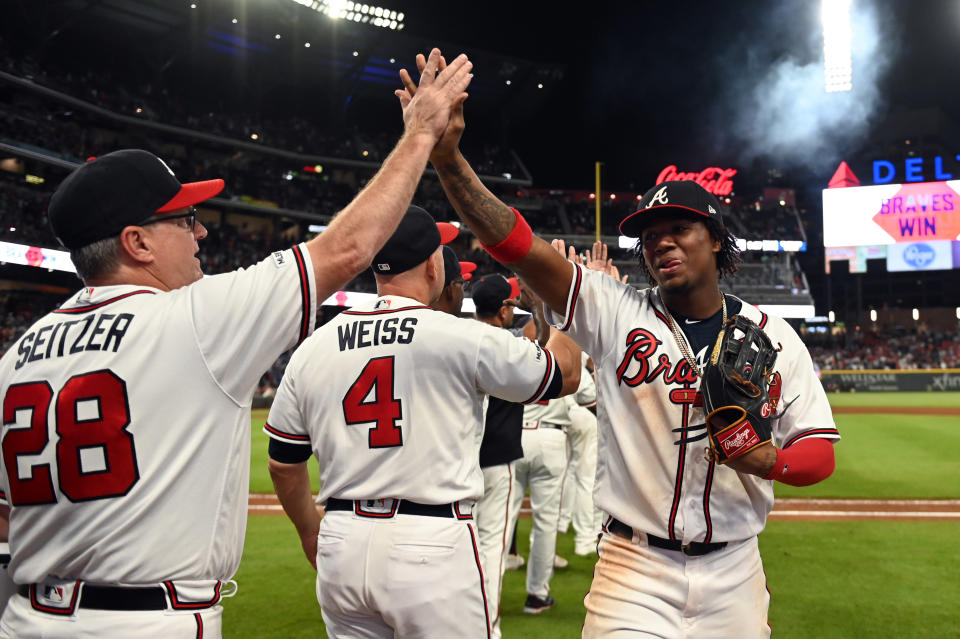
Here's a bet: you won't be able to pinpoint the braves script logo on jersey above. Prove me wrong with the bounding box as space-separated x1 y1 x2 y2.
616 328 697 387
649 186 670 206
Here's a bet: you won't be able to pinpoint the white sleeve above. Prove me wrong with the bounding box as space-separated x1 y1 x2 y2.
771 322 840 448
543 263 629 360
574 366 597 407
475 324 559 404
190 244 317 402
263 364 311 446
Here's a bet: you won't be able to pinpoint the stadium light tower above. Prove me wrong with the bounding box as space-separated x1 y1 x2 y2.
822 0 852 92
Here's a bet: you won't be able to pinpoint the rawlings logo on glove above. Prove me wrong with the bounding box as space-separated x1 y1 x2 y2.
700 315 780 464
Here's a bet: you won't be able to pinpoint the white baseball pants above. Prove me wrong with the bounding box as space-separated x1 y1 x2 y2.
583 531 771 639
476 462 514 639
508 427 567 598
558 405 602 554
315 511 489 639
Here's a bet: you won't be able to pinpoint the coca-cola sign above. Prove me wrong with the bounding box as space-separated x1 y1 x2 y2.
656 165 737 197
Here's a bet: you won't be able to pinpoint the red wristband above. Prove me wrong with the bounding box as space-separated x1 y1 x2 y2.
763 448 787 481
481 208 533 264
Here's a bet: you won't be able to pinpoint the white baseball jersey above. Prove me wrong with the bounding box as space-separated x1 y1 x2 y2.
264 295 562 504
0 245 316 585
522 363 596 428
546 263 839 544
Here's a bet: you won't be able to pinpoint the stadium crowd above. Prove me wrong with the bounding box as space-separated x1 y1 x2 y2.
808 328 960 370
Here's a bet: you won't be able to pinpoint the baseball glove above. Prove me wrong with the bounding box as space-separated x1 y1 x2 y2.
700 315 780 464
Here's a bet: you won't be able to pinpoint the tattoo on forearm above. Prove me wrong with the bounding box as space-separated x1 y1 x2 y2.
439 158 515 241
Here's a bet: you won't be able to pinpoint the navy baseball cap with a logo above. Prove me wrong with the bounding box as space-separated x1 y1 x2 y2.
372 206 459 275
619 180 725 238
48 149 225 249
471 273 521 315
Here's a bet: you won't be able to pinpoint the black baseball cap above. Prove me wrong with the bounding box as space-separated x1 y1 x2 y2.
441 246 477 287
48 149 225 249
372 206 459 275
471 273 521 315
619 180 724 238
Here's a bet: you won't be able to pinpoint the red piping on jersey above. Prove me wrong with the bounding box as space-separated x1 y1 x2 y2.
521 348 554 404
559 264 582 332
29 581 81 615
292 245 311 344
651 306 671 329
702 460 716 543
53 290 155 314
667 404 690 540
341 305 430 315
783 429 839 449
758 311 768 329
264 423 310 442
163 580 221 609
195 613 204 638
467 523 492 639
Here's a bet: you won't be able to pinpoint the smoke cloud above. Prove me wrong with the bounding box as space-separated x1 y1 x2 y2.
715 0 895 171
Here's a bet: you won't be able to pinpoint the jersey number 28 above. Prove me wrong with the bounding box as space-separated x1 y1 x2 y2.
2 370 139 505
341 356 403 448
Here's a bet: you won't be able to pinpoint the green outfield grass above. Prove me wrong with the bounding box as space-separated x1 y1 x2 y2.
251 410 319 494
826 391 960 408
774 412 960 499
226 516 960 639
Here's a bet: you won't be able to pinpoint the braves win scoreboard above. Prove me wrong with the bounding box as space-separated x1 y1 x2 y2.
822 154 960 273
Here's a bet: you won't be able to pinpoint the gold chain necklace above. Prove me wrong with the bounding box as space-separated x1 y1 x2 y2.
658 290 726 377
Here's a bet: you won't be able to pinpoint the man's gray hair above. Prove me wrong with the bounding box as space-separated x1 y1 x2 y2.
70 236 123 282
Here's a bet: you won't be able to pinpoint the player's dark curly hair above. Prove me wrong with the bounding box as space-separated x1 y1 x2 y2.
631 217 741 286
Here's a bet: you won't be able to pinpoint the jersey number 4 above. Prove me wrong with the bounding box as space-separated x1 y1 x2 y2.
2 370 139 506
342 356 403 448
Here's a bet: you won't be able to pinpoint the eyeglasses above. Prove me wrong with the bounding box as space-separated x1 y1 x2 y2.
138 207 198 232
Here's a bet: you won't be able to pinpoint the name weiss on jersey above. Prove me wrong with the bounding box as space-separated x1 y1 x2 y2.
14 313 135 370
337 317 418 351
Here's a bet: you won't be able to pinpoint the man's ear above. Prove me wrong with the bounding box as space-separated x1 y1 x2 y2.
117 226 156 265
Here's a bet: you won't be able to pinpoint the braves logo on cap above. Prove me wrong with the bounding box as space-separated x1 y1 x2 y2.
649 186 670 206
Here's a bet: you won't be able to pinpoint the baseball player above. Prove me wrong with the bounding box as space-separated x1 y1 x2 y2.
556 358 601 556
507 358 596 614
264 206 581 638
469 273 548 637
399 64 839 637
431 245 473 315
0 48 472 639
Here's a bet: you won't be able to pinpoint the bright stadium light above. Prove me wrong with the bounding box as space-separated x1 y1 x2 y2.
288 0 405 29
822 0 852 92
828 310 835 323
912 308 919 321
869 309 877 322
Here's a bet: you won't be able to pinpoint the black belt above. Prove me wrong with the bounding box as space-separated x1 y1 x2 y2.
19 584 168 611
607 518 728 557
325 497 470 519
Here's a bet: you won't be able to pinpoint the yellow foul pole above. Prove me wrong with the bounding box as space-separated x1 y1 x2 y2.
595 161 602 242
